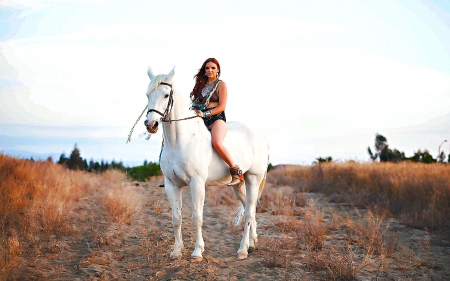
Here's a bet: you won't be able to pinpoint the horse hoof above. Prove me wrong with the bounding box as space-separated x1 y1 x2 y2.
191 256 203 263
170 254 182 260
237 253 248 260
248 246 255 253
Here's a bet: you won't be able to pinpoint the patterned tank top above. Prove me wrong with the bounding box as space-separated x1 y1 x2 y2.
191 80 221 111
200 79 221 103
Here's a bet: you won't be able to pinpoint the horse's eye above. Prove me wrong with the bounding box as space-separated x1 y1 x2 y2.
165 94 169 98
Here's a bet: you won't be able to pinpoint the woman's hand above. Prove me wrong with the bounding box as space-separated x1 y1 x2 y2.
196 110 203 118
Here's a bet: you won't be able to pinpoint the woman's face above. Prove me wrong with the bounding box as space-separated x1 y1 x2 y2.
204 62 219 79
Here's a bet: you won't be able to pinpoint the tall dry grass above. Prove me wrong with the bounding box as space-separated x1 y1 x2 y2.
268 162 450 229
258 196 436 280
345 209 398 257
2 153 446 280
0 154 93 279
0 155 143 280
261 163 449 279
103 170 140 225
259 199 362 280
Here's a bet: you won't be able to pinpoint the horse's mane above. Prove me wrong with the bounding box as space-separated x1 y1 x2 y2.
147 74 166 93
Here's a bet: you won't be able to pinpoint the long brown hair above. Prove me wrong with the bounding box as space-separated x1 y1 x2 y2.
190 58 221 102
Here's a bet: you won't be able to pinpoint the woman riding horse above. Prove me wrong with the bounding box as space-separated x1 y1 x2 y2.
143 65 269 260
190 58 244 186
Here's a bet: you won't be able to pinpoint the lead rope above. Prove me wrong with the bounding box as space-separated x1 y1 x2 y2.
126 104 148 143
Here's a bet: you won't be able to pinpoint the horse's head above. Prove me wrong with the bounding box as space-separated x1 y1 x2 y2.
144 66 175 134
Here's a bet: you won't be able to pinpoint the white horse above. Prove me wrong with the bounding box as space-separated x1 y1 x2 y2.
143 66 269 261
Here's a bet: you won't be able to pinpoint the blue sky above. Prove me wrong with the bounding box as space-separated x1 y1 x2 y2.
1 0 450 165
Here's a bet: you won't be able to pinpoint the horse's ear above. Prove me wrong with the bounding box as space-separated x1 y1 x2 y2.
148 66 155 80
166 66 175 82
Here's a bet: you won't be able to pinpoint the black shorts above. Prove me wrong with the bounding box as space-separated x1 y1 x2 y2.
203 108 226 130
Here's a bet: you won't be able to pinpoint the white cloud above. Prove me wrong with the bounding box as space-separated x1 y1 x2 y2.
2 21 450 131
0 0 106 9
0 0 108 19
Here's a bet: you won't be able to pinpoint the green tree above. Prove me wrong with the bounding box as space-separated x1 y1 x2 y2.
93 161 100 172
368 133 387 161
56 146 129 173
368 134 404 163
438 151 446 163
316 156 333 163
88 159 95 172
100 160 106 171
413 149 436 164
110 159 126 171
58 153 69 166
421 150 436 164
126 161 161 181
68 144 86 170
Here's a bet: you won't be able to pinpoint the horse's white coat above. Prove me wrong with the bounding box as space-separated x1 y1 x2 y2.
144 67 269 260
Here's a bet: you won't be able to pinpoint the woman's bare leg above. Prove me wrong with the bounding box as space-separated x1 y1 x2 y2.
210 120 235 167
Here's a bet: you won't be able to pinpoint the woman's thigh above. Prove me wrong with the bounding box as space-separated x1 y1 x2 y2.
210 120 228 144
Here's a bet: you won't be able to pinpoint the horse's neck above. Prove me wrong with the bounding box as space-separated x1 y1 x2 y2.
162 88 199 146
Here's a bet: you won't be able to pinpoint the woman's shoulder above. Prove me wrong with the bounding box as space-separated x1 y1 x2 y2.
216 80 226 89
216 80 226 95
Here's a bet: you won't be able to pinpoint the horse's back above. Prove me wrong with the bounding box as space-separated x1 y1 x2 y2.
204 121 267 185
225 121 269 173
162 120 268 186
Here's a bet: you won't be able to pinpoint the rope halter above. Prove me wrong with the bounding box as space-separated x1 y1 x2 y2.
146 82 174 122
126 81 198 143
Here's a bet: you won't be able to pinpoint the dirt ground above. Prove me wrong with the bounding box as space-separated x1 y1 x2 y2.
16 176 450 281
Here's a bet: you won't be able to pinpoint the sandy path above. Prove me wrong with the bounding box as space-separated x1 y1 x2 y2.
52 179 291 281
175 186 286 281
144 183 290 281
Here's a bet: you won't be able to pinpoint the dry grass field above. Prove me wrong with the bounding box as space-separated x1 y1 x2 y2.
268 162 450 229
1 154 449 280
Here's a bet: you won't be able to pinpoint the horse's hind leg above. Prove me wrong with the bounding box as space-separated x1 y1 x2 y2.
165 181 184 259
232 181 246 206
232 181 257 253
237 173 261 259
248 214 258 254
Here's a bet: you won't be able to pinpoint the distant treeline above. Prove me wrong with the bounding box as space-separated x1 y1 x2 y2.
57 144 161 181
367 134 449 164
315 133 449 165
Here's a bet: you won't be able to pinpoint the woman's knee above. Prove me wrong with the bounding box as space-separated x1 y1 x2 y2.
211 139 223 151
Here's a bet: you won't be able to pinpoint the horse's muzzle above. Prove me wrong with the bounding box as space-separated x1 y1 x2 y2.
145 120 159 134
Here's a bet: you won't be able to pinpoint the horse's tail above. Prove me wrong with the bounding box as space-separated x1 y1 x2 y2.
232 203 245 227
257 171 267 201
232 171 267 226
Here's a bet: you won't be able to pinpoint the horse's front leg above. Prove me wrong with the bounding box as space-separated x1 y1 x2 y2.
189 176 206 262
164 179 184 259
237 174 259 260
